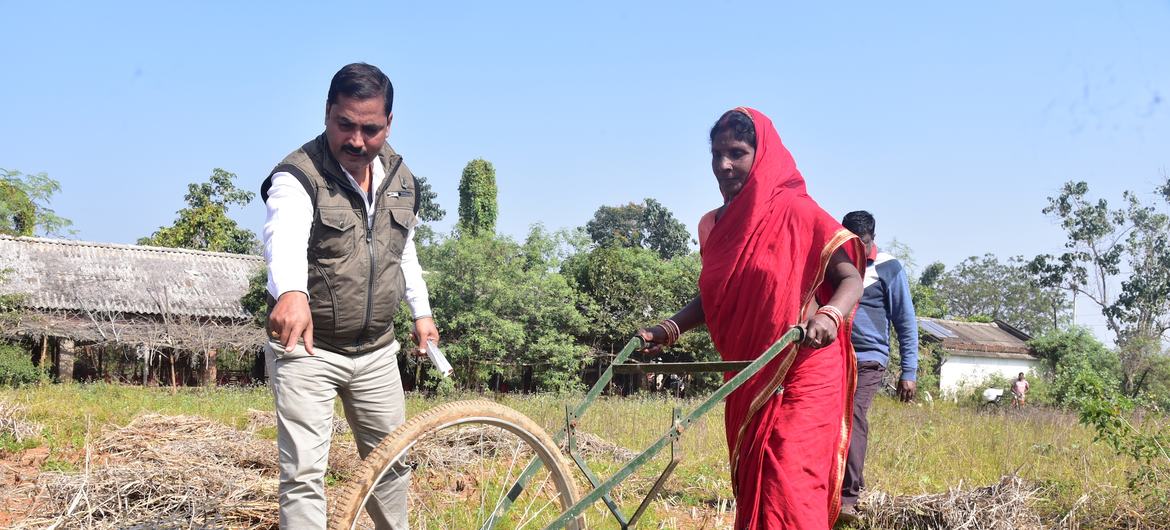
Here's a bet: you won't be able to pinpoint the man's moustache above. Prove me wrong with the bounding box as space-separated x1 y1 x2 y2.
342 145 366 156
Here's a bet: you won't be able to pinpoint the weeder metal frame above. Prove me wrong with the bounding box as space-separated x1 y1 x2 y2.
485 326 805 529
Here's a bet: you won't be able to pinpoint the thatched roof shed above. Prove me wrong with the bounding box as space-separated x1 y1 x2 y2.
0 235 265 353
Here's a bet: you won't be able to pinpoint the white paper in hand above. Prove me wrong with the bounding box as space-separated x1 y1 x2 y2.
425 339 454 378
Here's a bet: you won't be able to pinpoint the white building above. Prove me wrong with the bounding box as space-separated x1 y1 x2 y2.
919 318 1041 396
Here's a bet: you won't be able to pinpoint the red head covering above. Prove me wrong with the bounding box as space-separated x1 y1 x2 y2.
698 107 863 528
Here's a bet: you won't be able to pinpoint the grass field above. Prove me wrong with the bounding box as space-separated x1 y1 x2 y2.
1 383 1165 528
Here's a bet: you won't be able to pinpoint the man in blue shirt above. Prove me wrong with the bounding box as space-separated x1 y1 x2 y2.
838 211 919 523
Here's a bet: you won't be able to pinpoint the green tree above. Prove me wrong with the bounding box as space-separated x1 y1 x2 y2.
412 174 445 248
937 253 1070 334
584 199 691 259
239 266 269 328
562 245 720 391
882 239 946 318
0 269 26 333
422 228 588 391
456 159 498 237
0 168 72 237
139 168 259 254
415 175 445 223
912 261 948 319
1029 327 1120 406
1029 178 1170 396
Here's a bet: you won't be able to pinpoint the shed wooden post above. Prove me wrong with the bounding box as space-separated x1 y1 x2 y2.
204 348 218 387
37 335 48 368
58 339 76 383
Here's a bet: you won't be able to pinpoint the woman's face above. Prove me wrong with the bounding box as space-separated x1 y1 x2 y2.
711 128 756 202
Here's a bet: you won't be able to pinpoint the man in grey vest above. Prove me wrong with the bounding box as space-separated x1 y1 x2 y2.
260 62 439 529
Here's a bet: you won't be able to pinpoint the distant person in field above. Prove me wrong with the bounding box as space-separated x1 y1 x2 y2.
260 62 439 529
1012 372 1030 408
638 107 865 529
837 210 919 525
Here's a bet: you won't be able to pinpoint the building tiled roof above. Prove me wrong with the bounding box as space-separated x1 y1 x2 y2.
918 317 1037 358
0 235 263 320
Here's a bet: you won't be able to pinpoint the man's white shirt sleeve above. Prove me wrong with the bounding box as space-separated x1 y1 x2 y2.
262 171 433 319
263 173 312 299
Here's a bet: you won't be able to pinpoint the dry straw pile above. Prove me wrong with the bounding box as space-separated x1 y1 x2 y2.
21 408 1163 529
16 414 280 530
0 399 42 442
860 474 1044 530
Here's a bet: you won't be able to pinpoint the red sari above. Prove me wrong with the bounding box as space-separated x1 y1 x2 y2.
698 108 864 529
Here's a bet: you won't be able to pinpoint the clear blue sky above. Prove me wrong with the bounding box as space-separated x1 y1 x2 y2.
3 1 1167 335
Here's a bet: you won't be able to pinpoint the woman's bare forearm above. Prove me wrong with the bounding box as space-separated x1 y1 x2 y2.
668 296 706 333
824 248 862 314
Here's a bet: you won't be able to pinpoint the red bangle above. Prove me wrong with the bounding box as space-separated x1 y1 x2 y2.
659 318 681 346
815 305 843 328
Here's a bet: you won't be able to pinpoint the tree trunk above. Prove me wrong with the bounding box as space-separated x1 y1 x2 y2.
58 339 76 383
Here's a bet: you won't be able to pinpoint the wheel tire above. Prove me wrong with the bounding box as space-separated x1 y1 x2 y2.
327 400 584 530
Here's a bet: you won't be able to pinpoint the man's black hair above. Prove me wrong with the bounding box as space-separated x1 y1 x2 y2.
709 110 757 148
842 210 876 238
327 63 394 115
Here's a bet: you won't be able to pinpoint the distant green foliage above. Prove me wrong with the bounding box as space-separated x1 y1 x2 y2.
1029 178 1170 397
1029 327 1121 406
423 227 588 392
456 159 498 237
0 168 72 237
584 199 691 259
561 245 720 389
0 342 42 388
413 174 446 247
138 168 258 254
0 268 26 331
936 253 1069 335
239 266 268 328
415 174 445 223
912 262 948 319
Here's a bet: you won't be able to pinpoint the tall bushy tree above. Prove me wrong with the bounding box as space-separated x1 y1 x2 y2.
415 175 445 223
936 253 1070 334
913 261 948 319
0 168 72 237
422 228 588 391
456 159 497 237
139 168 258 254
1029 178 1170 396
562 245 720 390
584 198 690 259
412 175 445 248
1029 327 1120 406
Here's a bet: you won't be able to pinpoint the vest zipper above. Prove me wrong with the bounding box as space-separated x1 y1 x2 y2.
354 155 404 349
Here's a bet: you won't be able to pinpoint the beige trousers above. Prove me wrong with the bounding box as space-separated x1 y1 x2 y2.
266 339 409 529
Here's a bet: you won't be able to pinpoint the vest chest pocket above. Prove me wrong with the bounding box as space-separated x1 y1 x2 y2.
389 207 417 231
311 208 359 260
383 207 417 256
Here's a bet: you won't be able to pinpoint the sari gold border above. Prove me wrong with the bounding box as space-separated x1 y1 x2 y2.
728 228 861 486
828 235 865 524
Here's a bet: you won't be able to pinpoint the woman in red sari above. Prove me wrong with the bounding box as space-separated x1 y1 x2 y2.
639 108 864 529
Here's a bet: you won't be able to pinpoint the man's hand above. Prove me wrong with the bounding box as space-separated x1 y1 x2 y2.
269 291 313 354
897 379 917 402
411 316 440 358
